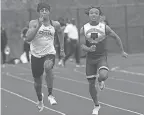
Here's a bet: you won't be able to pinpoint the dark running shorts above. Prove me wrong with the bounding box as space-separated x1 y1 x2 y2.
86 55 109 77
31 54 55 78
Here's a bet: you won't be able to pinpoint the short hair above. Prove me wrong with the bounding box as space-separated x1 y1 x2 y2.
85 6 103 16
37 2 51 12
58 17 66 26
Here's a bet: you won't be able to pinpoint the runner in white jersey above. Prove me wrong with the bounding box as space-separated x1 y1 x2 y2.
24 2 65 112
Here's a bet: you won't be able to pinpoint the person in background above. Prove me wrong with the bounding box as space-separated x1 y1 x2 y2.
55 17 66 64
1 27 8 67
21 24 30 62
60 18 81 67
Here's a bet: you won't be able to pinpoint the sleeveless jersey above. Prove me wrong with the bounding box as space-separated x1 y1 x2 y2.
83 22 107 59
30 22 56 58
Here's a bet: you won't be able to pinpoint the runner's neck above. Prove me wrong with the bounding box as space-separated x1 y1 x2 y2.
42 17 51 26
89 21 99 26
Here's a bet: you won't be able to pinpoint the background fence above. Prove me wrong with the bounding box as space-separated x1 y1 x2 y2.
1 0 144 59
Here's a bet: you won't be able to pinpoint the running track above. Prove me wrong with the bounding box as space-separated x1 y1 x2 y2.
1 54 144 115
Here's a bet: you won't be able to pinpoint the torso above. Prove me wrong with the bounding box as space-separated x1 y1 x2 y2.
83 22 107 59
30 20 56 58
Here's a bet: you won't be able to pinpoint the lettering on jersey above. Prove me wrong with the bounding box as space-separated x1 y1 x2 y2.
39 29 53 37
86 28 104 36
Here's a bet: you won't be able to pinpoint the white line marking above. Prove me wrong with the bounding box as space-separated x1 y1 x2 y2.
127 53 144 57
73 68 144 97
4 73 144 115
13 72 60 75
74 68 144 85
54 75 88 84
111 67 119 71
1 88 66 115
7 64 30 71
110 77 144 86
6 65 144 97
113 69 144 76
74 68 144 86
6 69 144 98
55 75 144 98
73 68 85 75
108 64 144 76
17 73 32 75
56 72 144 86
1 72 5 74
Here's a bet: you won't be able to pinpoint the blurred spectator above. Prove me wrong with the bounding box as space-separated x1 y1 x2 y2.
55 17 67 64
1 27 8 66
20 24 30 63
100 15 109 25
60 18 81 67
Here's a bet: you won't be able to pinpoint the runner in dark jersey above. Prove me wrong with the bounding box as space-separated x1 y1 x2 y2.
80 6 128 115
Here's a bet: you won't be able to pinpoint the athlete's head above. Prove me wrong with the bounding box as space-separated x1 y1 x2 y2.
58 17 65 26
71 18 76 25
37 2 51 19
85 6 102 22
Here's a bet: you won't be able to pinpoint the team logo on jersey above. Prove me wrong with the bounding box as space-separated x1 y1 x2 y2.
38 29 54 40
86 28 105 44
39 29 53 37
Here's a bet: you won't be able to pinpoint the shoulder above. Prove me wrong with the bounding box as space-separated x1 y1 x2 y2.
105 25 111 31
84 22 90 26
99 22 105 26
29 20 38 27
98 22 106 30
80 23 88 34
105 25 114 35
82 23 89 30
83 23 90 29
51 20 61 28
52 20 63 33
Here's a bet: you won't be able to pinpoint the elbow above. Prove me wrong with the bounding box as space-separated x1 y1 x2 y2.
81 44 85 50
25 36 33 42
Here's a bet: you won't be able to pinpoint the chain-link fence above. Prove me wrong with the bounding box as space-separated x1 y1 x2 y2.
1 3 144 59
53 4 144 54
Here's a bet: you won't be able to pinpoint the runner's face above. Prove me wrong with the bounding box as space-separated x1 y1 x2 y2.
89 8 100 22
40 8 50 19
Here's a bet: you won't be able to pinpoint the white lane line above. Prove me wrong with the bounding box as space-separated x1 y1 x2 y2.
7 71 144 98
1 88 66 115
12 72 60 75
110 77 144 86
113 69 144 76
54 75 144 98
74 68 144 86
3 73 144 115
5 65 144 98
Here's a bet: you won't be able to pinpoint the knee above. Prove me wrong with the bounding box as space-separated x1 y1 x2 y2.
98 69 109 82
44 60 54 73
34 78 42 86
